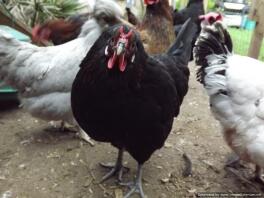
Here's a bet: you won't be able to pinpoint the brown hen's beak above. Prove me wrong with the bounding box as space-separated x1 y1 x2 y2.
31 25 50 46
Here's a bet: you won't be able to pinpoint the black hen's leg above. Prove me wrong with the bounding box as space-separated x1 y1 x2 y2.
120 163 145 198
100 148 129 182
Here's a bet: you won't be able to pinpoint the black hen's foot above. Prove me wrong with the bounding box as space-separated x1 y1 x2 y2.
119 163 145 198
121 181 145 198
99 148 129 183
99 162 129 182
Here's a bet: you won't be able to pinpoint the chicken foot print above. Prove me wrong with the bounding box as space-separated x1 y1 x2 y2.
100 148 129 182
182 153 192 177
120 163 145 198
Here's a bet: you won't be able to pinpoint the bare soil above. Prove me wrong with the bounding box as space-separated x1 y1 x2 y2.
0 63 263 198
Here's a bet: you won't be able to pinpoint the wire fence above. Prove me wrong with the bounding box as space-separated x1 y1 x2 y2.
228 23 264 61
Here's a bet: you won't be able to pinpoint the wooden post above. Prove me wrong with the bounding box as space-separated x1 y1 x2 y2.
204 0 208 12
248 0 264 59
248 30 263 59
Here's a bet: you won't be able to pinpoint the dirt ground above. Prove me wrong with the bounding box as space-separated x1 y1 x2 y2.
0 63 263 198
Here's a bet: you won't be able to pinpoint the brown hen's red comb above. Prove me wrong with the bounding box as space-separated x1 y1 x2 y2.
144 0 159 5
32 24 41 41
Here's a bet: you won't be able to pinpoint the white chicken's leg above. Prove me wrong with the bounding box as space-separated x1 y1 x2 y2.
49 120 66 130
77 128 95 146
254 165 264 185
225 153 241 168
120 163 145 198
100 148 129 182
60 121 65 131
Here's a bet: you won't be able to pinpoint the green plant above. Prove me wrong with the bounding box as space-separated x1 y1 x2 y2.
207 0 216 11
1 0 85 27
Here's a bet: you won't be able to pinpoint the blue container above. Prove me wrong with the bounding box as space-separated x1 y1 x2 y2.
240 16 256 30
0 25 31 41
0 25 31 103
245 19 256 30
241 15 247 28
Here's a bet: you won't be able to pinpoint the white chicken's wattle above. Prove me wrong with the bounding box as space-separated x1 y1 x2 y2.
0 0 123 144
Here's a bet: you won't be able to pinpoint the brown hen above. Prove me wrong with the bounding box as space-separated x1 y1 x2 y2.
126 0 175 54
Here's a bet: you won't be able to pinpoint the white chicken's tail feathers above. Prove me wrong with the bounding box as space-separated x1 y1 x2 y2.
0 30 22 78
0 29 42 92
194 21 233 84
0 30 21 49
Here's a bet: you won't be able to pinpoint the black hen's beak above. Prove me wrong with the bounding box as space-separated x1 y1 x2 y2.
107 27 133 72
116 41 126 56
107 40 127 72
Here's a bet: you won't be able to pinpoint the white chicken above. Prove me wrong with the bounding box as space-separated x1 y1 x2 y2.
194 21 264 184
0 0 124 145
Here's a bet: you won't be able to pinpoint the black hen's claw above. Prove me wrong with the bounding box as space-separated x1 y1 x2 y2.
99 148 128 183
123 182 145 198
121 163 145 198
99 162 129 183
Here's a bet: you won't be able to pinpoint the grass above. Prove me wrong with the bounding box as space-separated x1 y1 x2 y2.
228 27 264 61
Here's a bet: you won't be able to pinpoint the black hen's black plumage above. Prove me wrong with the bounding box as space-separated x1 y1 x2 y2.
71 19 197 164
173 0 204 25
173 0 204 60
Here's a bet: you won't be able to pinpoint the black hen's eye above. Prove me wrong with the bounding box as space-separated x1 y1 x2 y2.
130 43 137 52
109 38 115 46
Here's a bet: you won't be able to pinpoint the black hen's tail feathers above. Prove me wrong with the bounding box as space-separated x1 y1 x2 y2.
194 21 233 83
167 18 198 66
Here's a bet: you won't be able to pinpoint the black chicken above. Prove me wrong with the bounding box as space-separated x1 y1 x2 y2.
71 19 197 198
173 0 204 26
173 0 204 60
